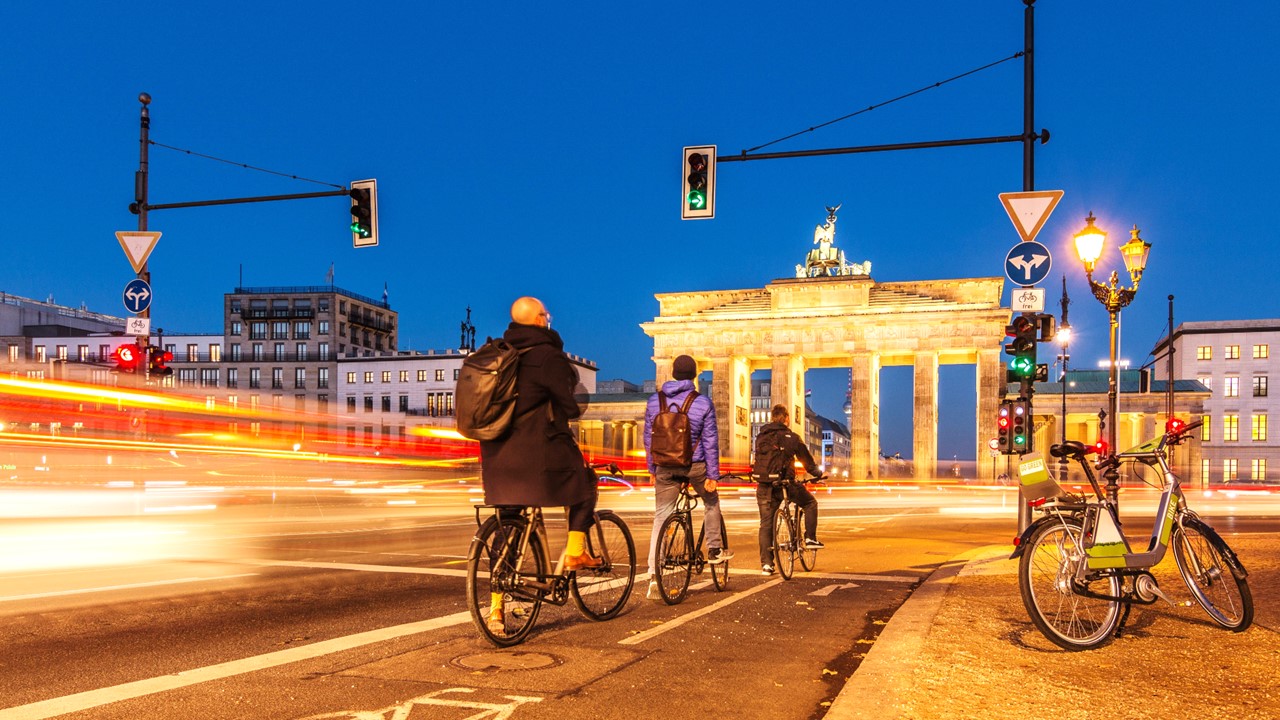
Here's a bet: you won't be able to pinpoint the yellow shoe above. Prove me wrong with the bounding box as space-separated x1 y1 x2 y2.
564 553 603 571
486 609 505 635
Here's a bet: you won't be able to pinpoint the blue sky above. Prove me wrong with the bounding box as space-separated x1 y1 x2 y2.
4 2 1278 460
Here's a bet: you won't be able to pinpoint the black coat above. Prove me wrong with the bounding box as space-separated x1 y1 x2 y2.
479 323 594 507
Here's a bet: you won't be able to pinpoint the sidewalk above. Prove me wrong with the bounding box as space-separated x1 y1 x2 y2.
827 535 1279 720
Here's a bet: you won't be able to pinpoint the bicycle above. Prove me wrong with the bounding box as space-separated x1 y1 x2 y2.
1012 418 1254 651
465 463 637 647
653 475 730 604
769 476 825 580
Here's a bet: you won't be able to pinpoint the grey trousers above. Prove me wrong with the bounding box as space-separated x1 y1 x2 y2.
646 462 725 575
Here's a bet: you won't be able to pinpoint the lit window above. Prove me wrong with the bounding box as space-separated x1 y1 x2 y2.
1196 346 1212 360
1225 345 1240 360
1252 458 1267 482
1223 458 1238 483
1252 414 1267 441
382 371 391 383
435 369 445 381
418 370 427 381
1200 459 1210 485
346 372 356 384
364 372 373 384
400 370 409 382
1201 415 1211 442
1223 414 1239 442
1198 375 1212 391
1224 376 1239 398
1255 344 1269 359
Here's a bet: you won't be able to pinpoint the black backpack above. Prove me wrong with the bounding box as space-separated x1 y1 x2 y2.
454 338 530 441
649 390 698 467
751 429 794 483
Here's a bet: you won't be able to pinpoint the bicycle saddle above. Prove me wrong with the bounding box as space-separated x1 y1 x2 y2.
1049 441 1088 459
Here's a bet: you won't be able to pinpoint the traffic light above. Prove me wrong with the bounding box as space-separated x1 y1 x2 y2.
349 178 378 248
681 145 715 220
997 400 1013 453
148 345 173 377
1092 438 1109 456
1166 417 1186 436
1004 314 1038 383
113 344 141 373
1011 399 1031 454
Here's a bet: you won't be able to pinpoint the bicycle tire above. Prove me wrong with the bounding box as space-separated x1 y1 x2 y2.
1172 517 1254 631
773 505 796 580
709 516 730 591
798 506 817 572
571 510 636 620
1017 517 1123 651
653 512 693 605
466 514 547 647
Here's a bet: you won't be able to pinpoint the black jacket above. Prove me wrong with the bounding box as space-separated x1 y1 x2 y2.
479 323 594 507
752 421 821 480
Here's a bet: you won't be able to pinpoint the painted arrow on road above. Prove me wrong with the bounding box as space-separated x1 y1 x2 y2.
809 582 859 597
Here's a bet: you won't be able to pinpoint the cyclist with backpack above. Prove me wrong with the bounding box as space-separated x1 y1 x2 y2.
464 297 600 631
752 404 824 575
643 354 733 600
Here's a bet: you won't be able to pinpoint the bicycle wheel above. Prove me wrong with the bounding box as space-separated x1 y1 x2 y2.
652 512 693 605
1018 517 1123 651
798 506 817 572
773 505 796 580
709 518 730 591
1172 517 1254 631
572 510 637 620
466 514 547 647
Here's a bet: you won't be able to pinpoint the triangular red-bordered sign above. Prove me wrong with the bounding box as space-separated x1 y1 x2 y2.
999 190 1064 243
116 231 162 273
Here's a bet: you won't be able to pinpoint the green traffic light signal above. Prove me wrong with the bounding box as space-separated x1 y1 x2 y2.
681 145 715 220
687 188 706 210
1009 356 1035 376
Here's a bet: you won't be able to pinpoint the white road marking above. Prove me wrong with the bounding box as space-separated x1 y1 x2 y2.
800 571 918 584
0 574 260 603
619 579 782 645
300 688 542 720
809 582 860 597
241 559 469 577
0 610 472 720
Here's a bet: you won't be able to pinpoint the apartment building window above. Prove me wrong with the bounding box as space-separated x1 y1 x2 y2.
272 321 289 339
54 345 66 360
296 343 308 361
177 368 196 386
364 396 373 412
319 320 330 335
454 369 460 381
319 342 330 361
77 345 88 362
1252 414 1268 441
1225 345 1240 360
427 393 437 416
8 346 18 363
296 394 306 411
249 368 261 389
444 392 454 416
1196 345 1211 360
35 347 46 362
1223 458 1238 483
1200 459 1210 486
347 372 356 384
252 344 264 362
274 343 285 362
231 320 242 336
1201 415 1211 442
434 369 444 381
250 395 260 411
364 371 373 383
231 344 242 361
1254 344 1269 359
1254 376 1268 397
382 371 391 383
418 370 428 381
228 395 238 410
209 344 221 362
399 395 408 412
1252 458 1267 482
227 368 238 388
99 344 110 361
200 369 219 387
1224 376 1239 398
250 322 267 339
295 368 306 389
272 394 283 409
318 394 328 412
319 298 330 312
347 397 356 412
381 396 391 412
399 370 409 382
1223 414 1239 442
295 321 311 339
187 344 199 362
271 367 284 389
318 367 329 389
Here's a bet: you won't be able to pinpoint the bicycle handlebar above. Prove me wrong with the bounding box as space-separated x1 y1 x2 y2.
590 462 621 476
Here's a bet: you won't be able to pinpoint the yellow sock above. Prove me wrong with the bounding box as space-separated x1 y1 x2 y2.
566 530 586 556
489 592 503 616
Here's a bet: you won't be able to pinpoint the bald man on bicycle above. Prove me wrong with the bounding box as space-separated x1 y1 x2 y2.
752 404 824 575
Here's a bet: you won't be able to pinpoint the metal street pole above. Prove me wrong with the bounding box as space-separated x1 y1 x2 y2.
1104 307 1121 505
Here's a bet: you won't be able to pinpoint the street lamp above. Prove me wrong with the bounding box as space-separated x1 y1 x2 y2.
1072 212 1152 507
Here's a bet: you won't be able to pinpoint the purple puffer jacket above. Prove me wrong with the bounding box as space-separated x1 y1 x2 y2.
643 379 720 479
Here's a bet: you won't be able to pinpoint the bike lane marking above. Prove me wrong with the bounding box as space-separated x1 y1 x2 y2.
0 610 472 720
240 559 469 576
0 573 260 603
618 578 782 646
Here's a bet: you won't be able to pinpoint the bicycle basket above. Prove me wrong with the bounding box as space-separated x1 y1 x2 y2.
1017 453 1065 503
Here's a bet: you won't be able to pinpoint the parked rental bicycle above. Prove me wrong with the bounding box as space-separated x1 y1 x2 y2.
653 475 730 604
465 463 636 647
770 476 825 580
1012 418 1253 650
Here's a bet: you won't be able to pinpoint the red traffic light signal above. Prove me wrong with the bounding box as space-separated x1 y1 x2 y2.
148 346 173 376
113 344 141 373
1092 439 1109 456
1166 417 1186 435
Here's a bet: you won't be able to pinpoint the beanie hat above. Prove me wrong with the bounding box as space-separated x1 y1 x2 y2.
672 355 697 381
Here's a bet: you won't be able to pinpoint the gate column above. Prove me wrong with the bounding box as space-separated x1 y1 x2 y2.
711 355 752 466
976 348 1003 481
913 351 939 479
849 352 881 481
770 355 807 436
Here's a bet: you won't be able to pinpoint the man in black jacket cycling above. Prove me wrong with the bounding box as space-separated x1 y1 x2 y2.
752 404 824 575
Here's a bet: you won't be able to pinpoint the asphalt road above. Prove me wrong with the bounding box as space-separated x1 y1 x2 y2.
1 484 1276 720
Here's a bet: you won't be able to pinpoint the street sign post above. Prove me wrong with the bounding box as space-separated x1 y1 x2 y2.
123 279 153 314
116 231 162 273
999 190 1063 243
1004 241 1052 286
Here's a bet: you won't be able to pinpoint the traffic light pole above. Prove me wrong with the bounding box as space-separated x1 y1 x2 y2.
135 93 152 383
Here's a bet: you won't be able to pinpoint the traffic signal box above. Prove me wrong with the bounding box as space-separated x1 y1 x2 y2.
681 145 715 220
1004 315 1038 386
997 400 1013 453
113 344 142 373
350 178 378 248
148 345 173 376
997 398 1033 455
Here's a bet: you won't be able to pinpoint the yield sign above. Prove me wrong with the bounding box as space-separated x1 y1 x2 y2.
116 231 162 273
998 190 1064 243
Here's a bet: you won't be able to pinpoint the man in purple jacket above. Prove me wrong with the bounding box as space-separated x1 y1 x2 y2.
643 354 733 601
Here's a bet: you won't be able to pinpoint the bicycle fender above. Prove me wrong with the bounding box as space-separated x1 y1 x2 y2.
1009 516 1060 560
1182 516 1249 580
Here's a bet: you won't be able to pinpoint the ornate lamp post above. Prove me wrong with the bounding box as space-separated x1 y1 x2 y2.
1072 212 1152 506
1056 277 1071 481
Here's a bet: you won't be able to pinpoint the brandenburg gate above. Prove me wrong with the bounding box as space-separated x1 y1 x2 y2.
640 206 1011 480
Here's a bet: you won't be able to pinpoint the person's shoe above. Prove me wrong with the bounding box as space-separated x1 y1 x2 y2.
761 564 775 576
646 580 661 601
564 553 604 571
708 547 734 564
486 609 505 635
804 538 825 549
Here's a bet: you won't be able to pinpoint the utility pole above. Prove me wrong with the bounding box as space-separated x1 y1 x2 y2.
135 93 152 378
